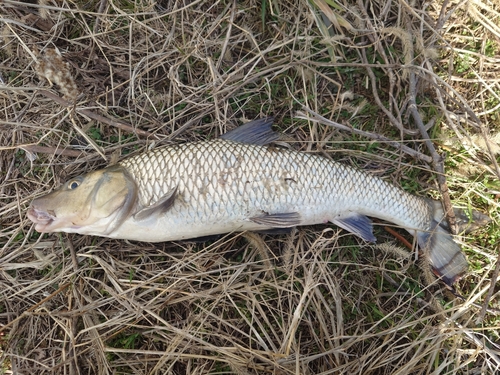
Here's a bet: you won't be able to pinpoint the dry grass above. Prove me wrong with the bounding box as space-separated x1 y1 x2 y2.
1 0 500 374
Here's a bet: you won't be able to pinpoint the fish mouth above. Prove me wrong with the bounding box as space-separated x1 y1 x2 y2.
27 206 56 232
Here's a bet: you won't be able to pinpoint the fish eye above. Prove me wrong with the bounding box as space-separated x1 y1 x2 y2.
67 178 82 190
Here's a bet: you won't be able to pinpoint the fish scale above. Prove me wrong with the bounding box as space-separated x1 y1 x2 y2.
118 139 431 237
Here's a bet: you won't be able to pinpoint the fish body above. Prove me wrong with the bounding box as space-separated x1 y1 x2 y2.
28 118 481 286
116 141 429 241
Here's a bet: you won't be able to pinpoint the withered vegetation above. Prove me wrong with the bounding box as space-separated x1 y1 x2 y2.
1 0 500 374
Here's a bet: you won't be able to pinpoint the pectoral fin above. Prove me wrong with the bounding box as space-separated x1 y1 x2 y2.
134 187 177 221
250 212 301 228
331 213 376 242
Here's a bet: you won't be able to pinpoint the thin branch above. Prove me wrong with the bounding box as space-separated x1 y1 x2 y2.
296 107 433 163
38 90 155 139
408 72 457 234
477 244 500 323
20 144 84 158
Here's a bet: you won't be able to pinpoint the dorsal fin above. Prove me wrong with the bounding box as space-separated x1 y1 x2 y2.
220 117 280 145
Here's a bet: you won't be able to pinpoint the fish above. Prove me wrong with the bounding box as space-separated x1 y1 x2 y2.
27 118 489 286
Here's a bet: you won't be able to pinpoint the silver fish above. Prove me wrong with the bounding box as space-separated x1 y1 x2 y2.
27 118 486 286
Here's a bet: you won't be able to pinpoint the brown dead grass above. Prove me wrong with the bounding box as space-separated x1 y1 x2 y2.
1 0 500 374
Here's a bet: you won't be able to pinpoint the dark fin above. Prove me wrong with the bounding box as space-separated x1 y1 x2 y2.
428 199 491 234
250 212 301 228
417 221 468 287
331 213 377 242
448 207 491 234
257 228 294 235
220 117 280 145
133 187 177 221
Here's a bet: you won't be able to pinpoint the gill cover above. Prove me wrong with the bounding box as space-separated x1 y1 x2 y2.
29 165 137 235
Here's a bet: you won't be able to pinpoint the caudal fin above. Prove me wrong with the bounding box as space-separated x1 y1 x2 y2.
417 222 468 286
418 201 491 286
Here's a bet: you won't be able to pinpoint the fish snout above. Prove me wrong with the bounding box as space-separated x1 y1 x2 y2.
27 206 56 232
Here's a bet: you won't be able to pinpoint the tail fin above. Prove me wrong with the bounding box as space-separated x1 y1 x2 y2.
435 205 491 234
417 222 468 286
416 199 470 286
418 200 490 286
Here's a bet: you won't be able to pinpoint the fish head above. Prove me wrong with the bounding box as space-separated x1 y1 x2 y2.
27 165 137 236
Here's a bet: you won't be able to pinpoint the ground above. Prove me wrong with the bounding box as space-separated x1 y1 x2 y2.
1 0 500 374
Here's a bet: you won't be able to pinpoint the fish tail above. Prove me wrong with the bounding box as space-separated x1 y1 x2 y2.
416 200 468 286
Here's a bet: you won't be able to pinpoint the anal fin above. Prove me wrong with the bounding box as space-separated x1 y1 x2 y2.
331 213 376 242
250 212 301 228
